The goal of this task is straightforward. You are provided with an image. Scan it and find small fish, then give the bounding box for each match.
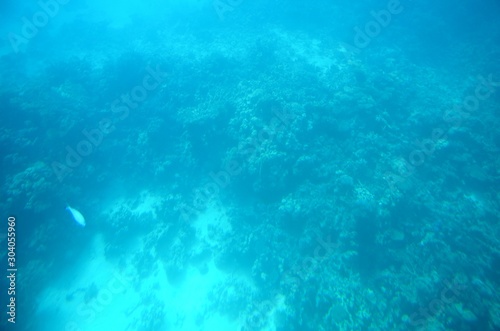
[66,205,86,227]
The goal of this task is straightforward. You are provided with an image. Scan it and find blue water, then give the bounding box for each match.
[1,0,499,330]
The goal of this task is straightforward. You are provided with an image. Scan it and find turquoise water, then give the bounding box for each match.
[1,0,499,330]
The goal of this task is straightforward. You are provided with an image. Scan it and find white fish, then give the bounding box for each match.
[66,205,86,227]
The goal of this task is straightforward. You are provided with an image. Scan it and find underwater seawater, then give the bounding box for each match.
[1,0,499,330]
